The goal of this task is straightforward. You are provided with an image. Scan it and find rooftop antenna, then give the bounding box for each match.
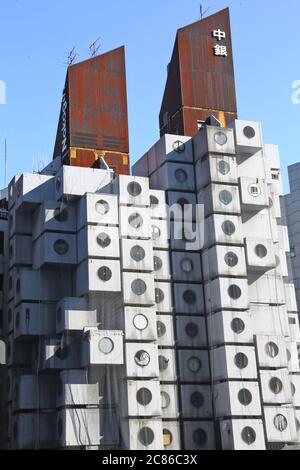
[200,4,210,19]
[89,37,101,58]
[66,47,78,66]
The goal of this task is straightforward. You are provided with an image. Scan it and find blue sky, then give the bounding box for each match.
[0,0,299,191]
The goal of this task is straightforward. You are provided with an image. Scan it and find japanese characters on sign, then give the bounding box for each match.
[212,29,228,57]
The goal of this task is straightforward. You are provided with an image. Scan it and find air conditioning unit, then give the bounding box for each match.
[55,166,112,201]
[286,341,300,373]
[149,190,168,220]
[122,272,155,306]
[78,225,120,263]
[121,239,154,272]
[245,238,276,272]
[14,303,56,339]
[248,273,285,305]
[76,259,121,296]
[259,369,292,405]
[57,371,99,408]
[56,298,97,333]
[161,421,181,451]
[124,307,157,342]
[15,173,54,210]
[153,250,171,281]
[127,419,163,451]
[239,177,269,210]
[8,235,32,268]
[214,381,262,418]
[119,206,151,240]
[232,120,263,157]
[126,380,161,418]
[33,232,77,269]
[193,126,236,161]
[13,375,56,411]
[178,350,210,383]
[56,408,101,448]
[150,219,169,249]
[81,329,124,367]
[205,278,249,312]
[160,384,179,419]
[180,385,213,419]
[255,335,288,369]
[171,252,202,283]
[202,245,247,281]
[149,162,195,193]
[32,200,76,241]
[198,183,241,217]
[176,316,207,348]
[285,285,298,313]
[125,343,159,379]
[195,154,238,190]
[77,193,119,230]
[250,305,289,338]
[203,214,243,249]
[154,282,173,313]
[207,311,253,346]
[174,283,204,315]
[147,135,194,175]
[220,419,265,450]
[211,346,258,381]
[156,315,175,347]
[158,348,177,382]
[263,406,297,443]
[12,412,56,450]
[182,420,216,450]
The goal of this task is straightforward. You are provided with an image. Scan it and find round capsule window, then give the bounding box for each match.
[286,348,291,362]
[185,322,199,338]
[190,391,204,409]
[265,342,279,359]
[218,160,230,175]
[175,169,188,183]
[54,207,68,222]
[97,233,111,248]
[98,267,112,282]
[183,290,197,305]
[193,429,207,446]
[238,389,253,406]
[127,181,142,197]
[136,388,152,406]
[222,221,236,236]
[228,285,242,300]
[152,225,161,240]
[231,318,245,335]
[241,427,256,445]
[135,350,151,368]
[163,429,173,448]
[131,279,147,296]
[188,357,202,373]
[95,200,110,215]
[159,355,169,371]
[133,314,149,331]
[157,321,167,338]
[153,256,163,272]
[243,126,256,139]
[225,252,239,268]
[138,427,155,446]
[219,190,233,206]
[161,391,171,409]
[98,337,114,355]
[181,258,194,273]
[234,353,249,370]
[274,414,288,432]
[130,245,146,262]
[173,140,186,153]
[214,131,228,146]
[296,419,300,433]
[54,239,69,255]
[269,377,283,395]
[255,244,268,258]
[291,383,296,396]
[150,195,159,207]
[155,288,165,304]
[128,213,143,229]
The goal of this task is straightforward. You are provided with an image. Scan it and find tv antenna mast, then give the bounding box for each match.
[66,47,78,66]
[89,37,101,58]
[200,4,210,19]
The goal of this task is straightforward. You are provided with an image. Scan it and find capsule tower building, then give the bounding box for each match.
[1,7,300,451]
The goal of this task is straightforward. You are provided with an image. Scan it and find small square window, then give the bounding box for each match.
[289,317,297,325]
